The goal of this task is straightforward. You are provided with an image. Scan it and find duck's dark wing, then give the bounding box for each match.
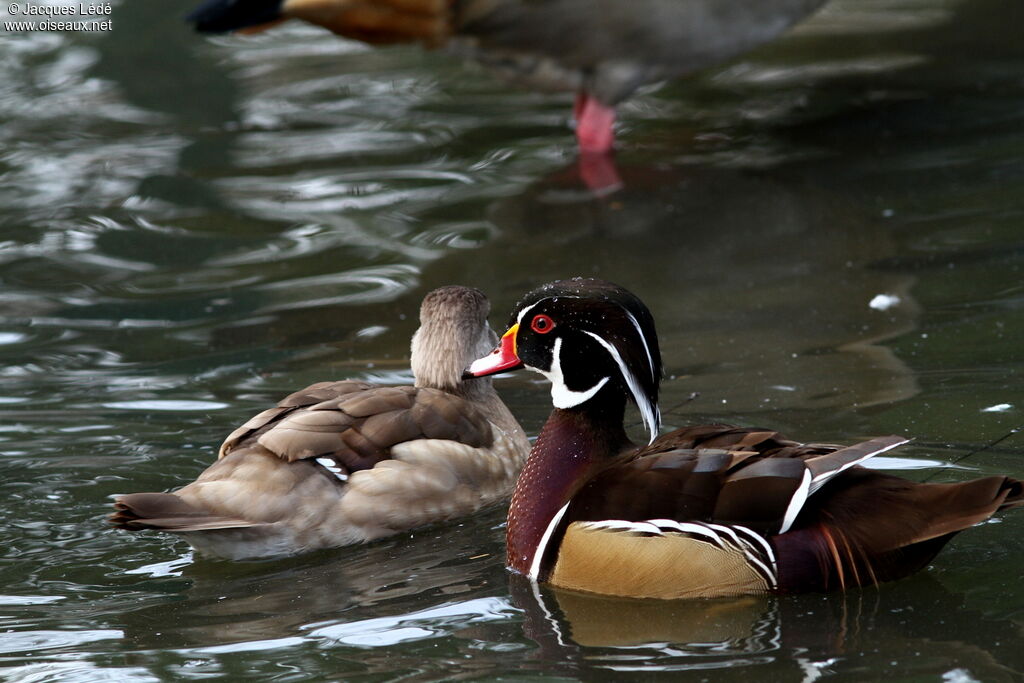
[565,424,852,530]
[545,425,1023,598]
[774,466,1024,592]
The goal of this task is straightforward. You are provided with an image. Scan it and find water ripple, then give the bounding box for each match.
[305,597,519,647]
[2,0,1024,681]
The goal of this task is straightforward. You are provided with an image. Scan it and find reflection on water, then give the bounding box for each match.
[2,0,1024,680]
[512,574,1024,680]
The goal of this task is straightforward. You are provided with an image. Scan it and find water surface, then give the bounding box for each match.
[2,0,1024,680]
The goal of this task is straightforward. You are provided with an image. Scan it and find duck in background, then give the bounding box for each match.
[467,278,1023,598]
[186,0,828,189]
[111,285,529,560]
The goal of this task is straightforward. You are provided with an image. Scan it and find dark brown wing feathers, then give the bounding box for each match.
[713,459,807,532]
[558,425,1023,594]
[568,425,833,526]
[804,435,908,484]
[775,469,1024,592]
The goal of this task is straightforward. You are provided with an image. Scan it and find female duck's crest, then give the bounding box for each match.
[471,278,662,443]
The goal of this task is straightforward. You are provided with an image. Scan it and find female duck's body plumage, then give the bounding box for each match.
[187,0,828,153]
[111,286,529,559]
[468,278,1023,598]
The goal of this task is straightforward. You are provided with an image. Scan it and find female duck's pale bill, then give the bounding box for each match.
[111,286,529,560]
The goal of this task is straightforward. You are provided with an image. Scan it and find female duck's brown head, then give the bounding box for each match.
[468,278,663,443]
[412,285,498,394]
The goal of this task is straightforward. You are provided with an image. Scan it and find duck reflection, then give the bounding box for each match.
[514,576,780,651]
[116,507,511,648]
[115,532,1024,680]
[510,573,1024,679]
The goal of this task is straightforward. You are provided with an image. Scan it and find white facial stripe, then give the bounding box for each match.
[515,294,588,326]
[515,293,661,440]
[624,309,656,383]
[515,300,543,326]
[519,295,653,382]
[582,331,660,444]
[534,337,610,408]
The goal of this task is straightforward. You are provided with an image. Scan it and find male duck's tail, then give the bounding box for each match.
[773,470,1024,593]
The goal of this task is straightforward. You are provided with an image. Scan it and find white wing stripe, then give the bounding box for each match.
[779,468,812,534]
[705,522,746,548]
[808,438,908,494]
[315,457,349,481]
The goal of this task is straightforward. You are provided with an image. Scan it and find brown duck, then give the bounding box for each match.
[187,0,828,154]
[467,278,1023,598]
[111,286,529,559]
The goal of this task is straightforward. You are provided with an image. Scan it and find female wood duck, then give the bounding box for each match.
[111,286,529,560]
[466,278,1024,598]
[187,0,827,154]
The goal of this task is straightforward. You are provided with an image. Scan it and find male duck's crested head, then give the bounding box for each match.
[412,285,497,392]
[469,278,662,442]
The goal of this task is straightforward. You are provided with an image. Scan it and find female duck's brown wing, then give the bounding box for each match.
[110,381,499,533]
[218,380,373,458]
[219,380,493,475]
[539,426,1024,599]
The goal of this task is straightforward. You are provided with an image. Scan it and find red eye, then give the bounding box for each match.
[530,314,555,334]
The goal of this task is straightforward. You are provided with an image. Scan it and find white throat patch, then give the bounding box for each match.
[532,336,610,409]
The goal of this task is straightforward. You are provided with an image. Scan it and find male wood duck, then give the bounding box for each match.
[466,278,1023,598]
[111,286,529,560]
[187,0,828,154]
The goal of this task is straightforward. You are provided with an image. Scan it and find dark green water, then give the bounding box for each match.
[2,0,1024,680]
